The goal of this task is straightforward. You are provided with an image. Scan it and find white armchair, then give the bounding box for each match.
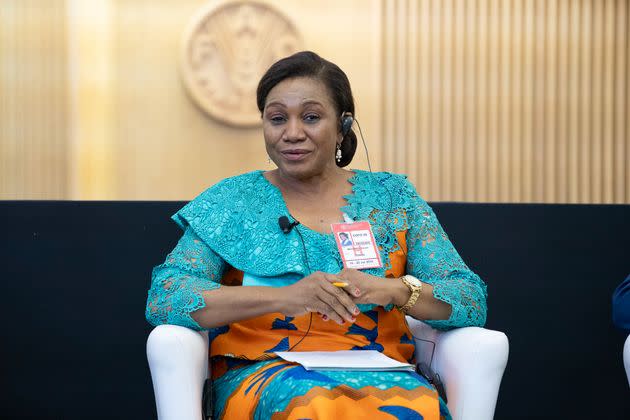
[147,320,509,420]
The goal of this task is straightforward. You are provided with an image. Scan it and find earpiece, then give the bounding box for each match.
[341,114,354,137]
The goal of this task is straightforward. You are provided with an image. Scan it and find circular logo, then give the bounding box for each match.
[180,0,302,127]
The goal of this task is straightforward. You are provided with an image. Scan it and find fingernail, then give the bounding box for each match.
[353,308,360,314]
[322,315,329,321]
[354,289,360,296]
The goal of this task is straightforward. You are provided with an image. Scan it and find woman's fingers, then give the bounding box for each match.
[295,272,361,324]
[320,280,359,323]
[335,270,362,297]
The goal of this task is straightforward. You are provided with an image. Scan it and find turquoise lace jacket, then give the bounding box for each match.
[145,170,487,332]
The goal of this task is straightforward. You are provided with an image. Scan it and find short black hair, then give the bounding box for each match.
[256,51,357,167]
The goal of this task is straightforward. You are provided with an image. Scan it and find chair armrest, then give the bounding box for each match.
[406,317,509,420]
[146,325,209,420]
[624,335,630,387]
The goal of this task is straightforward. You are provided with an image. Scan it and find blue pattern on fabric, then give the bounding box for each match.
[364,309,379,324]
[146,169,487,332]
[346,323,378,342]
[212,360,276,417]
[264,337,290,353]
[379,405,424,419]
[352,341,385,352]
[211,359,450,419]
[346,323,384,351]
[208,325,229,342]
[245,363,289,396]
[271,316,298,331]
[254,366,340,420]
[400,333,414,345]
[439,398,450,416]
[262,365,435,418]
[281,365,340,384]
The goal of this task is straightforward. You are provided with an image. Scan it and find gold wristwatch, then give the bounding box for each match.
[397,275,423,314]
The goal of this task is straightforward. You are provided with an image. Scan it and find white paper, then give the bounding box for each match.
[275,350,415,372]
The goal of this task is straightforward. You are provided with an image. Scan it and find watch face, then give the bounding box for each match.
[405,275,423,287]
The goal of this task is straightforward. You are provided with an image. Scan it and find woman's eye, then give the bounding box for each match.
[304,114,320,123]
[269,115,286,124]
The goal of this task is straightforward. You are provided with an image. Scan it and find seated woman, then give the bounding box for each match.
[145,51,487,420]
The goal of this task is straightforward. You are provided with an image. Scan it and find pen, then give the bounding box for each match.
[332,282,348,287]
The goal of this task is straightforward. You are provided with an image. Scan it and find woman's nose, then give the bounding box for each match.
[284,118,306,141]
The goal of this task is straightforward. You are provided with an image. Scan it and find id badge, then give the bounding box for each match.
[331,221,383,270]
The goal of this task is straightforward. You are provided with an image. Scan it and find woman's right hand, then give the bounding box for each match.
[277,272,360,325]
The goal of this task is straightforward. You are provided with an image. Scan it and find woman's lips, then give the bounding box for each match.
[280,150,311,161]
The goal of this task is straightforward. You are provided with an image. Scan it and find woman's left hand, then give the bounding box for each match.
[336,268,407,307]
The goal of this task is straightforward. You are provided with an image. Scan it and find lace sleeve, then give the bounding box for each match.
[405,189,488,330]
[145,226,225,330]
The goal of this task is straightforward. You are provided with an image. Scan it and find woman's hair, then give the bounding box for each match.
[256,51,357,167]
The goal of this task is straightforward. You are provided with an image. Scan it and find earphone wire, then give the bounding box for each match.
[353,117,372,173]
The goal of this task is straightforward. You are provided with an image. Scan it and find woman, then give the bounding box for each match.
[146,51,487,419]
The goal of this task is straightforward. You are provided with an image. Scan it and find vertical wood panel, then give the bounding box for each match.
[602,0,616,202]
[380,0,629,203]
[395,1,408,172]
[463,0,477,200]
[591,1,604,202]
[381,0,395,172]
[441,0,454,200]
[0,0,68,199]
[418,0,432,197]
[567,0,581,203]
[556,0,568,203]
[522,0,535,202]
[452,0,465,199]
[498,0,511,202]
[616,0,628,203]
[407,0,419,182]
[476,0,488,201]
[510,0,523,201]
[579,0,593,202]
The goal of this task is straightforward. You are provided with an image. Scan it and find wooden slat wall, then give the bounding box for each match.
[0,1,68,199]
[381,0,629,203]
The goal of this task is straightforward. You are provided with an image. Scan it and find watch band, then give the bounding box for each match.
[397,275,422,314]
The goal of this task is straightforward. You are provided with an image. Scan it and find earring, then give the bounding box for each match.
[335,143,342,163]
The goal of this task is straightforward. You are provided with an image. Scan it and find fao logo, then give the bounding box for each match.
[180,0,302,127]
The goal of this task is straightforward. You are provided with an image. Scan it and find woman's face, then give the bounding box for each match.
[262,77,340,180]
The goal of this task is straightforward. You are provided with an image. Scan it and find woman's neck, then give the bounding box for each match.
[268,167,350,199]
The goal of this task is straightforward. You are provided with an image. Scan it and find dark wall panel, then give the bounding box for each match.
[1,202,628,419]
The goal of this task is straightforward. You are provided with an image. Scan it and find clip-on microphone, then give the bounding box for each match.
[278,216,300,234]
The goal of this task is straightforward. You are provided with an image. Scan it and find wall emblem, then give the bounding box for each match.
[180,0,302,127]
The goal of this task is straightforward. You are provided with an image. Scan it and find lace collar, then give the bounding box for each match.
[173,170,411,277]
